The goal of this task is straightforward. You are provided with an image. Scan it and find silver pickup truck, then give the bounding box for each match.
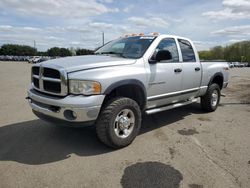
[27,34,229,148]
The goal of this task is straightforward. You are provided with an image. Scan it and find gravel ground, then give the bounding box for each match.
[0,61,249,188]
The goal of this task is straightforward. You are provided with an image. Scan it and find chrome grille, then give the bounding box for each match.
[31,65,67,96]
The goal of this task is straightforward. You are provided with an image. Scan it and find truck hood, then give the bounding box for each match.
[41,55,136,73]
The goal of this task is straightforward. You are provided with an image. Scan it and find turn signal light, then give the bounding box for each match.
[151,32,160,36]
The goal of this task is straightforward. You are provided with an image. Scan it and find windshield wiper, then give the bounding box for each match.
[96,51,126,58]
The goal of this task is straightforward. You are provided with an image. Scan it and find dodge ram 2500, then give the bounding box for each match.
[27,34,229,148]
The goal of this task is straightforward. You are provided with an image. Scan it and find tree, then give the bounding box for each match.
[210,46,224,60]
[47,47,71,57]
[37,51,48,56]
[59,48,72,57]
[199,50,213,60]
[0,44,37,56]
[47,47,61,57]
[199,40,250,63]
[76,48,94,56]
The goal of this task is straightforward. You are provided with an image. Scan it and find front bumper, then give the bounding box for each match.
[27,88,105,123]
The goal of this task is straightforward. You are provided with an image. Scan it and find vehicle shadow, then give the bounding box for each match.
[0,120,112,165]
[0,103,204,165]
[219,102,250,106]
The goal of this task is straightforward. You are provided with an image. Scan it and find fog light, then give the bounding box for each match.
[64,110,77,120]
[72,111,77,118]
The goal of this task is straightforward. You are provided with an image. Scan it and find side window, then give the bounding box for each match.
[155,38,179,62]
[178,39,196,62]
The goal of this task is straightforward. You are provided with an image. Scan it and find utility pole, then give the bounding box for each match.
[34,40,36,49]
[102,32,105,46]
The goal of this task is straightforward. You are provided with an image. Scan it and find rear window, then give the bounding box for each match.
[178,39,196,62]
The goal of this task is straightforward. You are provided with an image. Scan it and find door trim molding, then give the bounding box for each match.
[147,87,199,101]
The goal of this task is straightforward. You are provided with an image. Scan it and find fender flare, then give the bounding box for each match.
[103,79,147,104]
[104,79,147,108]
[208,72,224,87]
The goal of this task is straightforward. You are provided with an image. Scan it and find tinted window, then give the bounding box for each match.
[155,38,179,62]
[178,39,196,62]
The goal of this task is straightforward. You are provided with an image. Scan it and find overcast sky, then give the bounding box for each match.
[0,0,249,51]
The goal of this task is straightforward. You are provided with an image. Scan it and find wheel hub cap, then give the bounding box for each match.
[211,90,218,107]
[114,109,135,138]
[118,116,130,130]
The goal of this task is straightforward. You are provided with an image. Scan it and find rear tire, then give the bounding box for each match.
[96,97,141,148]
[201,83,221,112]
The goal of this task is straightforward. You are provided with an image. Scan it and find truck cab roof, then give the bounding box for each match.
[124,33,192,42]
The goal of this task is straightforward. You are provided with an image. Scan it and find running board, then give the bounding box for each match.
[145,98,198,115]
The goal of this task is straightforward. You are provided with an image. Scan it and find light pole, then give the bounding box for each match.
[34,40,36,49]
[102,32,105,46]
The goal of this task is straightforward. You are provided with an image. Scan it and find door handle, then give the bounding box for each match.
[195,67,201,71]
[174,68,182,73]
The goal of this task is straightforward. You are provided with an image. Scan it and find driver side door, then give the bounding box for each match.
[147,38,183,109]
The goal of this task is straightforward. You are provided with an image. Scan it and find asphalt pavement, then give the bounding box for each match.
[0,62,249,188]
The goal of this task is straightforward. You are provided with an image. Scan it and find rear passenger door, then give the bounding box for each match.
[177,39,202,100]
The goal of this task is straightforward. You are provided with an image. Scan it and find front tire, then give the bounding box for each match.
[96,97,141,148]
[201,83,221,112]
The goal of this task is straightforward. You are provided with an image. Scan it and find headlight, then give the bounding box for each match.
[69,80,101,95]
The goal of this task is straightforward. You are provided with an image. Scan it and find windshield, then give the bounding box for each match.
[95,36,156,59]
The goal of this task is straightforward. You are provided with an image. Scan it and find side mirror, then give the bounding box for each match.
[148,58,157,64]
[155,50,172,62]
[148,50,172,64]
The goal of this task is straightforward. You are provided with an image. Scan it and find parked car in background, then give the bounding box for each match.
[233,62,244,68]
[39,57,50,62]
[243,63,249,67]
[33,57,42,64]
[0,55,53,63]
[0,55,13,61]
[28,56,51,63]
[228,62,234,68]
[28,56,39,63]
[0,55,52,62]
